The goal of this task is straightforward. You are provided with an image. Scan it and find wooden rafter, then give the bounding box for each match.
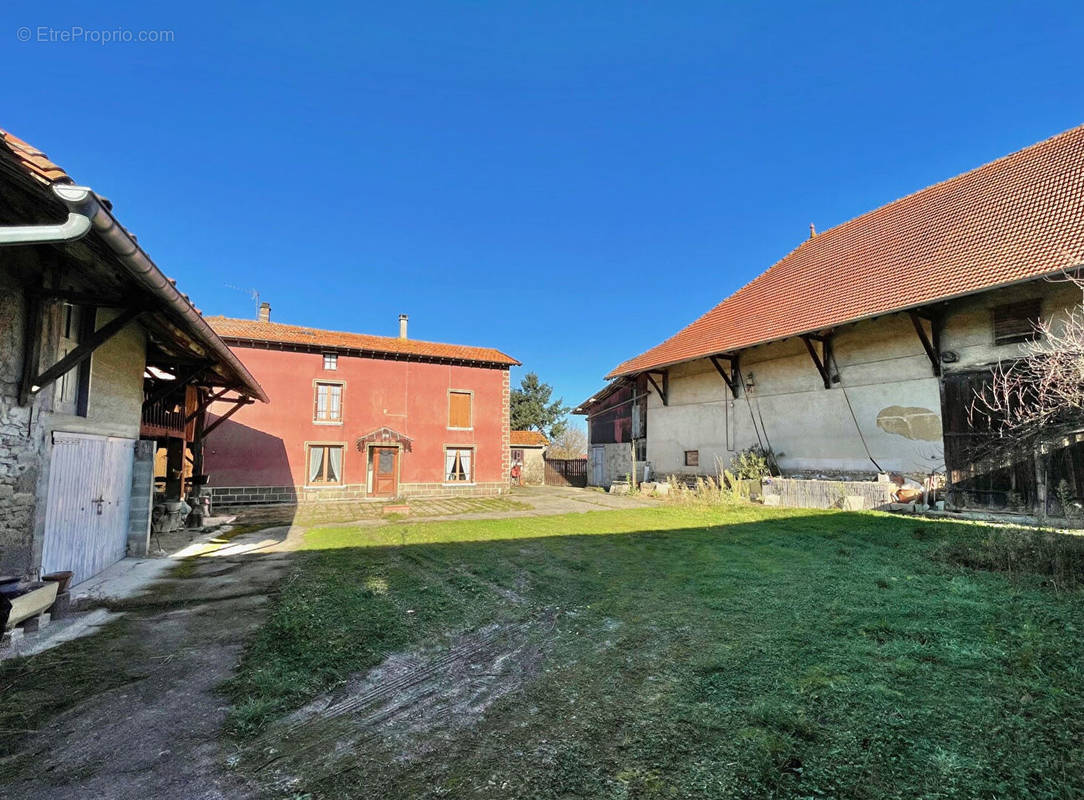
[709,354,740,398]
[909,310,942,376]
[143,364,206,409]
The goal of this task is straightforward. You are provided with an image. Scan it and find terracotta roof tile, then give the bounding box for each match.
[608,124,1084,378]
[510,430,548,446]
[208,316,520,367]
[0,129,71,185]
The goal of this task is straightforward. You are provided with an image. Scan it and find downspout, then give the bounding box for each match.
[8,184,267,403]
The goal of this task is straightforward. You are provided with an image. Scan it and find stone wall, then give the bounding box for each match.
[210,480,508,508]
[0,270,48,577]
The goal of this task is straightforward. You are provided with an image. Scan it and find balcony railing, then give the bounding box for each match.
[141,398,187,439]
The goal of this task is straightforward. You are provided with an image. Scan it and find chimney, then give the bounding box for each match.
[809,223,817,239]
[398,314,408,339]
[258,302,271,322]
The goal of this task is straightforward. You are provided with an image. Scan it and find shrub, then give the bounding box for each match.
[729,445,778,480]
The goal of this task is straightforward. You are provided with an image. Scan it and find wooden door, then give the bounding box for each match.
[372,447,398,497]
[42,432,135,586]
[590,446,604,486]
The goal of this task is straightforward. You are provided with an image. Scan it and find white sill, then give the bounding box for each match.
[447,427,473,432]
[303,484,346,489]
[442,482,476,487]
[313,420,344,426]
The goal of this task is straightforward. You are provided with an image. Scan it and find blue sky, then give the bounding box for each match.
[4,2,1084,427]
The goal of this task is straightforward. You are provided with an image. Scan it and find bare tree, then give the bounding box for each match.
[547,427,588,459]
[973,272,1084,462]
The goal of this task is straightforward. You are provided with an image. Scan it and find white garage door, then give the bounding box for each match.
[42,432,135,586]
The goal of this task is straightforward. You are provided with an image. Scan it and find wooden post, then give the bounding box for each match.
[1034,447,1048,518]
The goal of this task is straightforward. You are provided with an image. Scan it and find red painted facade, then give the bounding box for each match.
[204,345,513,501]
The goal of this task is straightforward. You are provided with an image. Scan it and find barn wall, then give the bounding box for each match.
[645,277,1079,481]
[1,267,149,578]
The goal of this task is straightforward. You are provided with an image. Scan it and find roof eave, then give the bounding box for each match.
[605,266,1083,379]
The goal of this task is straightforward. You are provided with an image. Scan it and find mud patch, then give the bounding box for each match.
[246,613,554,789]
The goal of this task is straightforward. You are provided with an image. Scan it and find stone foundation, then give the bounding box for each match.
[210,481,507,507]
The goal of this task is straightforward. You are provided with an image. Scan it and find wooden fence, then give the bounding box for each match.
[760,477,896,510]
[544,457,587,487]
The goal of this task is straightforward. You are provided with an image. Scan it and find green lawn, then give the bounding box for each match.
[226,505,1084,799]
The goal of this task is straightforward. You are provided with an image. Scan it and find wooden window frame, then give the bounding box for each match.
[447,389,473,430]
[684,450,699,467]
[443,445,476,485]
[313,380,344,425]
[305,442,346,486]
[322,352,338,370]
[53,303,93,417]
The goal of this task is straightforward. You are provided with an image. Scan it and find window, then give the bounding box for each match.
[511,448,524,464]
[323,353,338,370]
[993,299,1042,345]
[54,303,90,416]
[448,390,472,429]
[314,382,343,422]
[307,444,344,484]
[684,450,699,467]
[445,447,474,483]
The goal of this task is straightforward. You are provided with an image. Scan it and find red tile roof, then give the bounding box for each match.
[0,129,71,185]
[208,316,520,367]
[608,124,1084,378]
[510,430,548,447]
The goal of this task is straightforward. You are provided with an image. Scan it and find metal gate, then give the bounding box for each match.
[42,432,135,586]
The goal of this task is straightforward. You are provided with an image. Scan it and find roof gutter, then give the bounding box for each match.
[8,184,267,402]
[0,196,92,244]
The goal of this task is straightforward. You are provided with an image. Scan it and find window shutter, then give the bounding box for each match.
[449,391,471,428]
[993,300,1041,345]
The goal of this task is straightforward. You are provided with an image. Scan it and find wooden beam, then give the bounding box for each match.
[909,311,942,376]
[18,290,45,406]
[645,371,669,406]
[709,355,739,398]
[202,396,254,438]
[32,289,127,307]
[28,308,143,397]
[143,364,206,408]
[801,334,832,389]
[184,386,233,423]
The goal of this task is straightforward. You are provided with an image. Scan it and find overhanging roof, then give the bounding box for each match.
[0,128,267,401]
[609,124,1084,379]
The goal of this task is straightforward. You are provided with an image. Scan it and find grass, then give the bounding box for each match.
[224,505,1084,798]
